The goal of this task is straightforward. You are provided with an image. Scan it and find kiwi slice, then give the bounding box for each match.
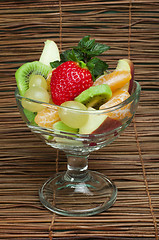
[15,61,52,96]
[75,84,112,109]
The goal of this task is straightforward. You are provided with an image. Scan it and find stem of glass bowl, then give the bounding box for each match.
[64,154,90,182]
[39,152,117,216]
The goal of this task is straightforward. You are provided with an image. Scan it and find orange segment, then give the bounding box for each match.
[100,89,131,120]
[94,70,131,92]
[35,107,60,128]
[121,82,129,91]
[46,70,54,92]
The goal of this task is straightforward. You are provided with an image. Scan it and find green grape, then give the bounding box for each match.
[29,75,47,90]
[58,101,88,128]
[22,86,50,112]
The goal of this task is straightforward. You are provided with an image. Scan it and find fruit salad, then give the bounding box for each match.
[15,36,135,137]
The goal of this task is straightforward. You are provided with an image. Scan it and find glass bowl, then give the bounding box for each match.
[15,81,141,216]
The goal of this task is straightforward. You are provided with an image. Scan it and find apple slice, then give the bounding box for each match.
[92,116,121,134]
[79,107,121,135]
[115,59,134,94]
[39,40,60,67]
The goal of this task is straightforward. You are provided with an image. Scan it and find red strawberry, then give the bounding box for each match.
[50,61,93,105]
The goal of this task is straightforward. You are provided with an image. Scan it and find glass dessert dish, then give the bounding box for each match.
[15,80,140,216]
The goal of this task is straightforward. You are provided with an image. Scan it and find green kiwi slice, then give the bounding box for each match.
[75,84,112,109]
[15,61,52,96]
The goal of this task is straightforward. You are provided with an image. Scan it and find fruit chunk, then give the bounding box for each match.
[46,70,53,92]
[15,61,52,96]
[22,86,50,112]
[23,109,37,125]
[29,75,47,90]
[79,107,107,134]
[79,107,121,135]
[53,121,81,146]
[100,89,131,120]
[116,59,134,94]
[39,40,60,67]
[53,122,81,146]
[58,101,88,129]
[92,117,121,134]
[35,107,60,128]
[94,70,131,92]
[50,61,93,105]
[75,84,112,109]
[53,121,78,134]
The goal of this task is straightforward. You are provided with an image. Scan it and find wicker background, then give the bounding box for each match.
[0,0,159,239]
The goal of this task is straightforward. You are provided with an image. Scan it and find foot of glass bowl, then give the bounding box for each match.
[39,170,117,216]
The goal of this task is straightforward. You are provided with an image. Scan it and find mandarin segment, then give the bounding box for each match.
[121,82,129,92]
[35,107,60,128]
[46,70,53,92]
[94,70,131,92]
[100,89,131,120]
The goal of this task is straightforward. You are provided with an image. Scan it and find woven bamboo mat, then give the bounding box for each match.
[0,0,159,239]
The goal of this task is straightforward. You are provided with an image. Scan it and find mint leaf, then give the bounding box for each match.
[76,36,110,58]
[86,62,96,81]
[76,37,95,52]
[86,62,95,72]
[78,35,90,49]
[60,49,84,62]
[87,43,110,58]
[50,36,110,81]
[66,50,81,62]
[60,36,110,64]
[50,49,84,68]
[50,60,62,68]
[85,39,96,50]
[87,57,108,81]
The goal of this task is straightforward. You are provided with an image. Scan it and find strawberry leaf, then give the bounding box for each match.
[78,61,87,69]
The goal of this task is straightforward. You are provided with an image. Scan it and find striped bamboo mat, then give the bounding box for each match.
[0,0,159,239]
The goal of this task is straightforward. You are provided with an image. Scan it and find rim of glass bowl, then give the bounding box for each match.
[15,81,141,115]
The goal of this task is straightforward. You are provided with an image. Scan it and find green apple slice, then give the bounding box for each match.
[39,40,60,67]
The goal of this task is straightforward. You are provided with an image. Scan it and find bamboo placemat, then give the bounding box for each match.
[0,0,159,239]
